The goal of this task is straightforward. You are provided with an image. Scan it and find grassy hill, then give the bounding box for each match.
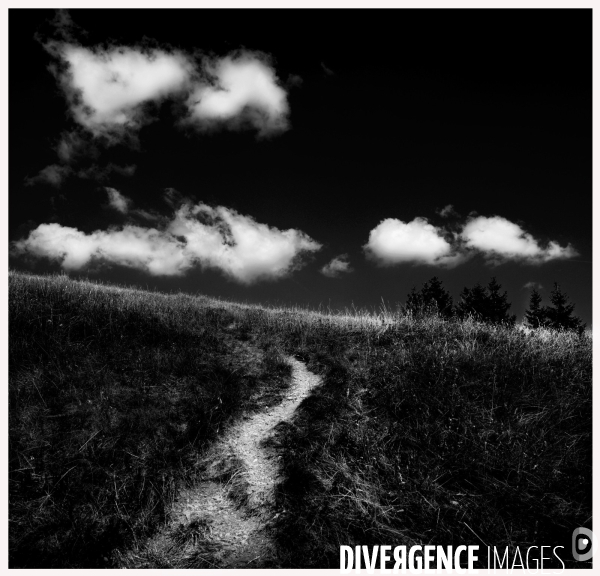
[9,271,592,568]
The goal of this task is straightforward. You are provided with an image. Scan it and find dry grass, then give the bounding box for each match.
[9,271,291,567]
[9,271,592,568]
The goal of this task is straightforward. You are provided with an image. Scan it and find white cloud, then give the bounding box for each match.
[364,214,578,268]
[186,53,289,135]
[12,223,188,275]
[438,204,458,218]
[49,42,290,139]
[105,187,131,213]
[52,43,194,137]
[12,200,321,284]
[79,163,137,180]
[321,254,353,277]
[167,202,320,283]
[364,217,464,267]
[55,131,87,162]
[24,164,72,187]
[524,281,543,290]
[460,215,578,264]
[25,162,136,187]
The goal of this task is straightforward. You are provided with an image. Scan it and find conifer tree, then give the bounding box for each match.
[405,276,453,318]
[405,287,423,315]
[545,282,585,333]
[456,278,515,324]
[486,277,516,325]
[456,282,488,320]
[524,287,547,328]
[421,276,453,318]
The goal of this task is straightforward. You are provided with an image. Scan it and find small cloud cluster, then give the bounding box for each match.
[187,53,289,136]
[80,163,137,180]
[12,192,321,284]
[461,215,577,264]
[53,45,193,137]
[321,254,353,277]
[24,164,71,188]
[47,42,290,139]
[105,187,131,213]
[524,281,543,290]
[26,41,291,187]
[55,130,89,163]
[25,161,136,187]
[365,214,577,267]
[364,217,465,267]
[438,204,459,218]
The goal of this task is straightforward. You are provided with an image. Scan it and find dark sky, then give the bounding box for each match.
[9,9,592,326]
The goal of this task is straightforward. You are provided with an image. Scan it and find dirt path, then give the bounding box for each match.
[121,357,321,568]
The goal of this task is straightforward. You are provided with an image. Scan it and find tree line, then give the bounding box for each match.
[404,276,585,333]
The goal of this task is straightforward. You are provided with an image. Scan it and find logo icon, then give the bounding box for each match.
[572,527,596,562]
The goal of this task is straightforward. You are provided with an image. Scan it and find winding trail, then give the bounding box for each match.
[122,357,321,568]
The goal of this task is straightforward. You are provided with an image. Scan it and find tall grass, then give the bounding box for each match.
[239,312,592,568]
[9,271,592,568]
[9,271,291,567]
